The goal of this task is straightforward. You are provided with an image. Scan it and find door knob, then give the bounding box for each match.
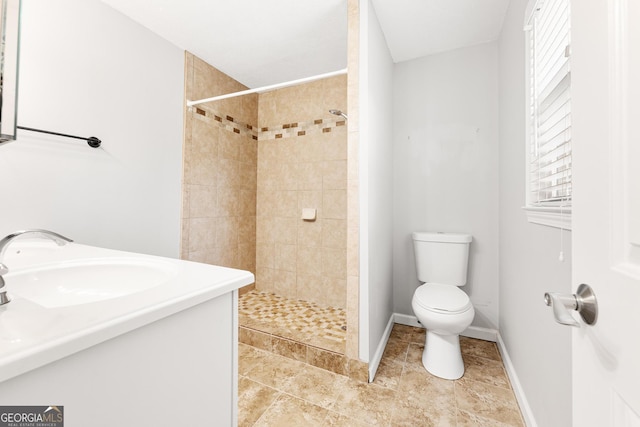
[544,284,598,326]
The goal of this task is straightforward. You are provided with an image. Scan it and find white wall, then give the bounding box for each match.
[392,43,500,329]
[0,0,184,257]
[498,1,572,426]
[360,0,395,363]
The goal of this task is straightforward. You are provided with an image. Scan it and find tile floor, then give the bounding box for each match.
[238,323,526,426]
[239,290,347,353]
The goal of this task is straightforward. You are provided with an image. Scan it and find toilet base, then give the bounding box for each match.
[422,330,464,380]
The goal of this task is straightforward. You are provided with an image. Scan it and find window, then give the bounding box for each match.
[524,0,572,229]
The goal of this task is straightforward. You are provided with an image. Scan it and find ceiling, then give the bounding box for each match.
[100,0,510,90]
[372,0,510,63]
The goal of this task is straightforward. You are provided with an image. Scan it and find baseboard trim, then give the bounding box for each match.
[393,313,498,342]
[496,334,538,427]
[461,325,498,342]
[393,313,422,328]
[368,314,395,382]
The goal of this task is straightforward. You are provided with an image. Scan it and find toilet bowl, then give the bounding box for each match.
[412,283,474,380]
[411,231,474,380]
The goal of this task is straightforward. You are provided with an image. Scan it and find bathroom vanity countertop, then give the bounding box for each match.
[0,241,254,383]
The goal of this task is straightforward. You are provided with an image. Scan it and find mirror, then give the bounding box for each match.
[0,0,20,145]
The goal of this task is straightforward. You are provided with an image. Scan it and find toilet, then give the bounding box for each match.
[411,231,474,380]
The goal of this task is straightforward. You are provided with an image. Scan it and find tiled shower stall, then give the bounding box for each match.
[181,51,366,380]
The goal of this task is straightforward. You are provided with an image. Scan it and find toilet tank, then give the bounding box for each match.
[412,232,472,286]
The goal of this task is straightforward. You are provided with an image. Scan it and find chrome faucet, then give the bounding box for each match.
[0,229,73,306]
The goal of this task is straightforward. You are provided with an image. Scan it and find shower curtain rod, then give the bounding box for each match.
[186,68,348,107]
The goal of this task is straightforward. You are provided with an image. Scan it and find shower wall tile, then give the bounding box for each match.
[188,184,218,218]
[184,52,348,315]
[256,243,275,269]
[322,248,347,279]
[346,0,360,361]
[297,246,323,276]
[189,217,217,252]
[297,220,323,248]
[323,190,347,220]
[256,75,347,309]
[274,244,297,272]
[182,52,257,280]
[323,160,348,190]
[322,219,347,250]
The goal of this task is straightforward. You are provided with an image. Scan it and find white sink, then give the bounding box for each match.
[6,258,179,308]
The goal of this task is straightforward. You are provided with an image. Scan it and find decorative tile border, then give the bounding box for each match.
[190,105,346,141]
[193,106,259,140]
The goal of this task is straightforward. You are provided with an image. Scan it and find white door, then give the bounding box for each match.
[572,0,640,426]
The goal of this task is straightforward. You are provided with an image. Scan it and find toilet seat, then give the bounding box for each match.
[413,283,472,314]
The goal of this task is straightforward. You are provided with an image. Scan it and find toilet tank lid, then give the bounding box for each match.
[412,232,472,243]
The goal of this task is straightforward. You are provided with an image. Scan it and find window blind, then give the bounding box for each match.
[528,0,572,206]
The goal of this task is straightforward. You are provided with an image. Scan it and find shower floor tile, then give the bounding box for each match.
[238,290,346,354]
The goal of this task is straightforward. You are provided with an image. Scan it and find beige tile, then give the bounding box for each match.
[322,277,347,309]
[347,226,359,277]
[393,365,457,425]
[294,273,325,304]
[218,185,242,217]
[297,246,323,275]
[307,347,347,376]
[462,354,511,389]
[245,350,306,390]
[253,394,328,427]
[298,190,323,214]
[238,343,268,376]
[239,327,272,352]
[206,244,238,268]
[331,380,396,426]
[238,160,257,190]
[188,184,217,218]
[391,390,457,427]
[322,219,347,249]
[389,323,426,344]
[298,161,324,190]
[188,217,216,252]
[456,409,524,427]
[239,218,256,244]
[274,244,297,272]
[346,358,369,383]
[255,267,275,292]
[217,157,238,189]
[381,338,410,363]
[272,336,307,363]
[323,189,347,219]
[323,412,371,427]
[281,364,348,409]
[296,133,325,162]
[238,377,279,427]
[460,337,501,361]
[322,247,347,279]
[298,219,323,248]
[215,216,239,249]
[345,275,360,360]
[323,127,348,161]
[406,342,426,367]
[256,243,275,269]
[272,270,296,300]
[454,378,525,426]
[219,129,240,160]
[373,358,404,390]
[323,160,348,190]
[273,217,297,245]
